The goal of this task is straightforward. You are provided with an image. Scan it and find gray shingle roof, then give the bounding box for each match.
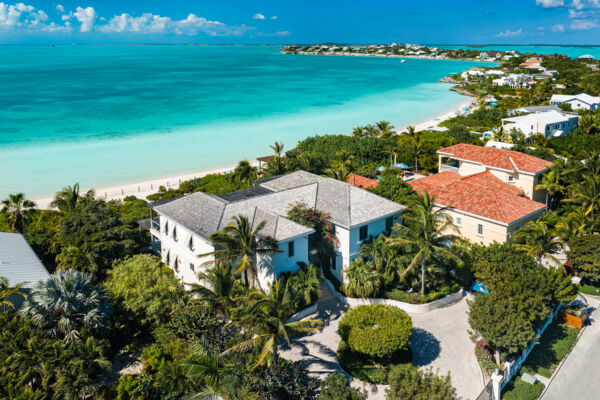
[154,171,406,241]
[0,233,50,289]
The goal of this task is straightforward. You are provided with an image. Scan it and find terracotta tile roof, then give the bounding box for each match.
[408,171,546,224]
[437,143,553,174]
[346,174,379,189]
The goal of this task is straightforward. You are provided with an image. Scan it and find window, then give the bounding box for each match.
[508,175,514,182]
[174,257,180,273]
[385,217,394,233]
[172,226,178,242]
[455,216,462,227]
[189,263,195,271]
[477,224,484,236]
[165,251,170,265]
[164,221,169,234]
[359,225,368,241]
[288,241,294,257]
[188,236,194,251]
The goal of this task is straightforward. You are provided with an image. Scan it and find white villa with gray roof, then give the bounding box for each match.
[150,171,405,289]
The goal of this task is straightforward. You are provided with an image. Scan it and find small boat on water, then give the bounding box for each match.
[401,59,405,63]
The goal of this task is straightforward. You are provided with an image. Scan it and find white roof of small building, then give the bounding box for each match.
[551,93,600,105]
[0,233,50,289]
[503,110,575,125]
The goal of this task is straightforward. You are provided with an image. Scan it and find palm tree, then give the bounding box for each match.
[199,215,281,290]
[1,192,36,233]
[183,343,245,400]
[343,258,381,298]
[232,160,258,188]
[269,141,285,157]
[555,210,588,242]
[50,183,96,213]
[512,219,564,266]
[351,126,368,138]
[0,277,27,311]
[221,290,322,369]
[55,246,98,274]
[563,175,600,218]
[530,134,554,152]
[405,126,423,172]
[493,126,509,142]
[376,120,395,138]
[19,270,112,342]
[187,263,241,318]
[365,124,379,137]
[359,235,398,284]
[386,191,459,295]
[535,166,565,209]
[581,150,600,176]
[324,162,353,182]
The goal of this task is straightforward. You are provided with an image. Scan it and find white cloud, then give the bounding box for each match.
[61,12,71,21]
[252,13,265,20]
[495,28,523,37]
[572,0,600,10]
[535,0,564,7]
[552,23,566,31]
[570,18,599,29]
[271,15,278,20]
[73,6,96,32]
[55,4,64,13]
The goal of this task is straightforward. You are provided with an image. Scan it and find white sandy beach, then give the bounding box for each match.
[32,97,473,210]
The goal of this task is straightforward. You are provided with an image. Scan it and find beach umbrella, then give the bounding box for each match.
[391,163,411,170]
[377,166,386,172]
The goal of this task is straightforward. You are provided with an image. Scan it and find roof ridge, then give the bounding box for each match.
[508,156,519,171]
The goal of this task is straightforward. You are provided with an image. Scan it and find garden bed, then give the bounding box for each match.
[521,321,580,378]
[502,376,545,400]
[384,284,460,304]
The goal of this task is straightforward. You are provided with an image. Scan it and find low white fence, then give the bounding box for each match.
[323,278,464,314]
[286,303,318,323]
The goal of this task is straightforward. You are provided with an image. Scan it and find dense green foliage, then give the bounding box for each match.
[370,171,419,205]
[385,364,457,400]
[318,373,367,400]
[502,377,545,400]
[568,235,600,286]
[338,305,412,359]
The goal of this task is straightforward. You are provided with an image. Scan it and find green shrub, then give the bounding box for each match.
[385,364,457,400]
[385,284,459,304]
[502,377,544,400]
[338,305,412,359]
[319,373,367,400]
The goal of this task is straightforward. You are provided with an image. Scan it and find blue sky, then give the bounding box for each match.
[1,0,600,44]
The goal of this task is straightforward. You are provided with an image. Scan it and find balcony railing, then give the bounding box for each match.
[151,219,160,231]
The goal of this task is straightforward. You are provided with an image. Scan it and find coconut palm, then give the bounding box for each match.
[343,258,381,298]
[324,162,353,182]
[221,290,322,369]
[50,183,96,213]
[19,270,112,342]
[55,246,98,274]
[359,235,398,284]
[386,191,459,296]
[187,263,241,318]
[581,150,600,176]
[269,141,285,157]
[351,126,368,138]
[365,124,379,137]
[376,120,395,138]
[563,175,600,218]
[535,166,565,209]
[512,219,564,266]
[182,343,245,400]
[530,134,554,152]
[493,126,509,142]
[405,126,423,172]
[0,277,27,311]
[555,210,588,242]
[1,192,36,233]
[286,264,321,309]
[231,160,258,188]
[199,215,281,290]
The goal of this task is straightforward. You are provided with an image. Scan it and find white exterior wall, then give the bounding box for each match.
[551,98,599,111]
[152,213,310,290]
[502,114,578,138]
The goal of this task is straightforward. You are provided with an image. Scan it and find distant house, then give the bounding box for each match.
[480,51,501,60]
[508,105,563,116]
[150,171,405,287]
[578,54,595,60]
[501,110,579,138]
[519,58,542,69]
[550,93,600,111]
[0,233,51,308]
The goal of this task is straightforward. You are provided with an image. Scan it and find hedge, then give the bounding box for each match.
[338,304,412,359]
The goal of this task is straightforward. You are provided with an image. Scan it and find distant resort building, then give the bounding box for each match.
[150,171,405,288]
[0,233,50,308]
[519,58,543,69]
[501,110,579,138]
[550,93,600,111]
[408,144,551,245]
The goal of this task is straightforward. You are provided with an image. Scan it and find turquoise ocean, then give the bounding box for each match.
[0,45,484,198]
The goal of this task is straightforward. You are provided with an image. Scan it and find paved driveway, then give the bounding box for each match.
[280,283,483,400]
[540,294,600,400]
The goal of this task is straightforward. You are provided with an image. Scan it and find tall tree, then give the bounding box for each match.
[512,219,564,267]
[269,141,285,157]
[1,192,36,233]
[386,191,459,295]
[376,120,395,138]
[564,174,600,219]
[187,263,242,319]
[535,164,565,209]
[221,290,322,368]
[405,126,423,172]
[200,215,281,290]
[232,160,258,188]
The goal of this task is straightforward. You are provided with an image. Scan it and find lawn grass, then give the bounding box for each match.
[337,340,412,384]
[502,377,544,400]
[579,283,600,296]
[521,321,580,378]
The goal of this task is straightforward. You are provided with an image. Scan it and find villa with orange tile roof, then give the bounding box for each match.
[407,144,551,245]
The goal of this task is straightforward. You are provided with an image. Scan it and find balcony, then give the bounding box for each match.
[440,161,459,173]
[151,219,160,231]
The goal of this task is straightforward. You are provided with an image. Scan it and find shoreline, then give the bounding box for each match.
[32,94,473,210]
[281,51,498,63]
